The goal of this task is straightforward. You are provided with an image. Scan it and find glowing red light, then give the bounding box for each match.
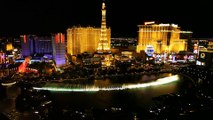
[55,34,59,43]
[24,35,27,43]
[61,34,65,43]
[18,57,30,73]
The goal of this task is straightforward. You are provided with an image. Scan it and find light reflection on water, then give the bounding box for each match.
[48,73,193,110]
[34,74,179,92]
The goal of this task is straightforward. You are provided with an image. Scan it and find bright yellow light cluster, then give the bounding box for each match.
[6,43,13,51]
[137,23,191,53]
[67,27,111,55]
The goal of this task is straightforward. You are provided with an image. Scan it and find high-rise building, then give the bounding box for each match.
[67,27,110,55]
[52,33,66,67]
[20,35,34,58]
[21,35,53,58]
[136,22,192,54]
[34,36,53,55]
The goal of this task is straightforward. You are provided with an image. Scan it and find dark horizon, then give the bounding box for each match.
[0,0,212,38]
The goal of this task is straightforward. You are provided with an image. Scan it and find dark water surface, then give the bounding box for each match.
[50,73,193,111]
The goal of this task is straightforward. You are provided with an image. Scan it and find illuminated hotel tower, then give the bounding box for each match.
[21,35,34,58]
[21,35,53,58]
[34,36,53,54]
[97,1,111,53]
[67,27,111,55]
[136,22,192,54]
[52,33,66,67]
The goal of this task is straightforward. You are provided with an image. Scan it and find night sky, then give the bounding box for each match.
[0,0,212,38]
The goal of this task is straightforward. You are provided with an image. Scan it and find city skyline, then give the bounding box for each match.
[1,0,212,38]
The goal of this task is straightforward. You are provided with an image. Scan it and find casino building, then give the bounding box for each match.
[67,27,110,55]
[197,41,213,68]
[20,35,53,58]
[136,21,192,54]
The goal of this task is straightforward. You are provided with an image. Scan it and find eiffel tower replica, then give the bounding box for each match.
[94,1,113,67]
